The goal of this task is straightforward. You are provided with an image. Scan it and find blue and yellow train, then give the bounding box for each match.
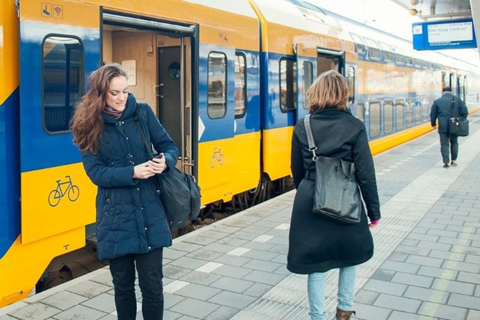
[1,0,479,308]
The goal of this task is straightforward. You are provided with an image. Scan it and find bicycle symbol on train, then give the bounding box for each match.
[48,175,80,207]
[210,148,225,168]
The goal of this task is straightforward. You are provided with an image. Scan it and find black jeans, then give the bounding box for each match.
[109,248,164,320]
[439,132,458,164]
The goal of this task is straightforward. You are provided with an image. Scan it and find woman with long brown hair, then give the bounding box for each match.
[72,63,178,320]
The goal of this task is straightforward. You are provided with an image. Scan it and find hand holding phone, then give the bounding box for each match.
[150,153,166,174]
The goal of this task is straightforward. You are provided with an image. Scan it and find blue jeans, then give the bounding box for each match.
[109,248,164,320]
[308,266,356,320]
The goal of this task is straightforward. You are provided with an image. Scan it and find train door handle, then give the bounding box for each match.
[153,84,164,97]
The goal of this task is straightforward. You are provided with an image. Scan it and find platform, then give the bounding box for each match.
[1,112,479,320]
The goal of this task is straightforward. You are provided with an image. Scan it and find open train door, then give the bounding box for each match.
[157,41,195,174]
[295,43,317,121]
[101,13,197,175]
[317,47,345,76]
[18,1,100,244]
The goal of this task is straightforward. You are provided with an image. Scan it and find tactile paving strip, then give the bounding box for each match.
[232,125,480,320]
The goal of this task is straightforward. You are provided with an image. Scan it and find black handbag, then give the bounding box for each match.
[304,115,361,224]
[448,97,469,137]
[134,110,201,229]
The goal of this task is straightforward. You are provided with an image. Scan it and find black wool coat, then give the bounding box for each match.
[287,108,381,274]
[82,94,179,260]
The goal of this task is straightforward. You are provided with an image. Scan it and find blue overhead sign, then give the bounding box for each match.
[412,19,477,50]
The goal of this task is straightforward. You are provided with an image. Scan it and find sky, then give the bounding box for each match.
[306,0,480,66]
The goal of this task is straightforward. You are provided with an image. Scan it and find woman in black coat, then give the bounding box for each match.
[72,64,178,320]
[288,70,381,320]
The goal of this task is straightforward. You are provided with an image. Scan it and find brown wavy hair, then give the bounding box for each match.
[71,63,128,154]
[307,70,349,113]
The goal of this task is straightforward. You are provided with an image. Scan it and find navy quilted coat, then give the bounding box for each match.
[82,94,179,260]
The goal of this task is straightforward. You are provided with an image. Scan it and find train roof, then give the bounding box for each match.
[252,0,480,74]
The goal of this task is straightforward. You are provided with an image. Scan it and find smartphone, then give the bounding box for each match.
[155,153,164,159]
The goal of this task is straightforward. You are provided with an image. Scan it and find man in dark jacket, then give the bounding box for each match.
[430,86,468,168]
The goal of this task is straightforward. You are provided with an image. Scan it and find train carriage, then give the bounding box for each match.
[1,0,261,307]
[1,0,479,308]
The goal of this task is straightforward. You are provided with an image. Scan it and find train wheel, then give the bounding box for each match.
[36,268,73,293]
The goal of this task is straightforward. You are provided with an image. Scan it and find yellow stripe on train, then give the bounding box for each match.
[198,131,261,204]
[263,126,294,181]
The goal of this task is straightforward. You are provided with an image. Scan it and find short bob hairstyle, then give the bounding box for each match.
[307,70,349,113]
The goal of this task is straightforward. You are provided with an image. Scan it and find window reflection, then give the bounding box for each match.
[43,36,83,133]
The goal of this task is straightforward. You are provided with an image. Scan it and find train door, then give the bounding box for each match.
[197,45,236,203]
[295,43,317,120]
[102,13,196,175]
[157,44,194,173]
[18,0,100,245]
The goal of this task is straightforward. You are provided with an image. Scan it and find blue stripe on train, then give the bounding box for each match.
[0,88,21,259]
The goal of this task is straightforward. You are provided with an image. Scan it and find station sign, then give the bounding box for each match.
[412,19,477,50]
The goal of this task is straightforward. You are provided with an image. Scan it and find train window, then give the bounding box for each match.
[356,103,365,123]
[364,38,380,60]
[414,100,422,123]
[234,53,246,118]
[457,76,464,99]
[395,53,404,65]
[168,62,181,79]
[379,42,393,62]
[369,102,381,137]
[395,100,404,130]
[405,56,413,66]
[280,58,297,112]
[207,52,227,119]
[384,101,394,133]
[42,36,83,133]
[406,99,413,126]
[350,33,366,54]
[303,61,313,109]
[383,51,393,62]
[422,100,430,122]
[347,66,355,104]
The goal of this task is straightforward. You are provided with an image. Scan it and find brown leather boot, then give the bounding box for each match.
[336,308,356,320]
